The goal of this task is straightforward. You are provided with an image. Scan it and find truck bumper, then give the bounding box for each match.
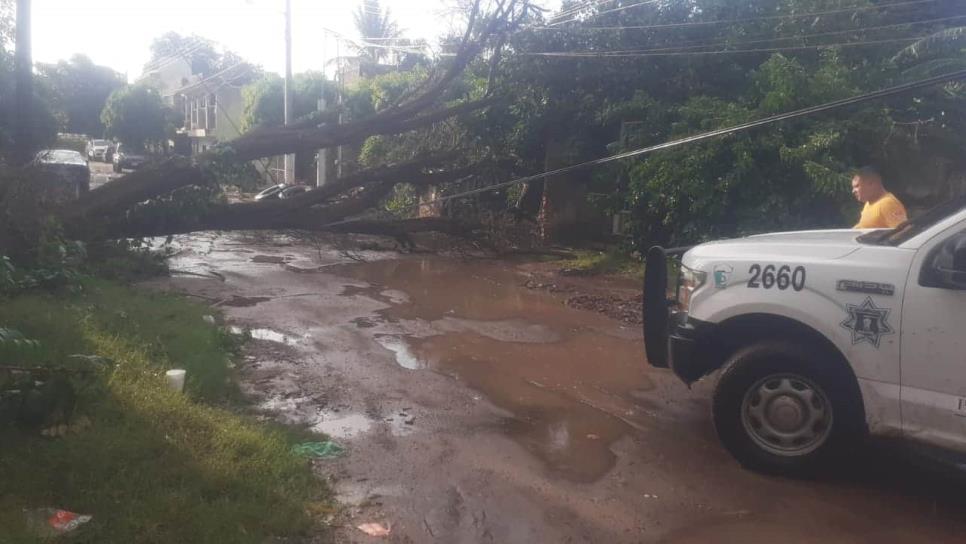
[668,312,719,384]
[643,245,718,384]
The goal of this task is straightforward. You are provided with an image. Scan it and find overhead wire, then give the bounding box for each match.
[548,0,616,22]
[525,35,931,57]
[528,14,966,56]
[324,68,966,227]
[175,53,280,185]
[548,0,662,26]
[536,0,942,31]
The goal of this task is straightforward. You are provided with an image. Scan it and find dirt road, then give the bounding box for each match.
[146,232,966,543]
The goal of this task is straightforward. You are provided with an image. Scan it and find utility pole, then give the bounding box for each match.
[316,96,327,187]
[316,31,327,188]
[283,0,294,184]
[14,0,33,165]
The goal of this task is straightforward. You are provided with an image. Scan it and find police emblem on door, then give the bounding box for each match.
[840,296,894,348]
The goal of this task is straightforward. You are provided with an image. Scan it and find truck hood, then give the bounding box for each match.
[688,229,868,261]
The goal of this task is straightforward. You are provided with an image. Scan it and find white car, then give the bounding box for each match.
[644,197,966,475]
[86,139,111,162]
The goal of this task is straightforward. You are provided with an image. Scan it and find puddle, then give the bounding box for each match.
[374,335,426,370]
[219,295,271,307]
[230,326,304,346]
[251,255,289,264]
[312,410,416,438]
[312,412,373,438]
[331,259,651,482]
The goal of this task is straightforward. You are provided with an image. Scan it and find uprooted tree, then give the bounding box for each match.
[0,0,531,259]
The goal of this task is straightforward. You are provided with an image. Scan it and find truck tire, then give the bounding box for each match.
[712,341,864,476]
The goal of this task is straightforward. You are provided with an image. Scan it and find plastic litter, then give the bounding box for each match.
[292,440,345,459]
[165,369,186,393]
[24,508,92,537]
[357,522,391,537]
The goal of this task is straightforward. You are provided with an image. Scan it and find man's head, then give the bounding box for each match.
[851,166,885,203]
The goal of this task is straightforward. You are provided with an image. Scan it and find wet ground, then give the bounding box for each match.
[145,232,966,543]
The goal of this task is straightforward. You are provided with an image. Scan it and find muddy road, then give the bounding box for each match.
[146,232,966,543]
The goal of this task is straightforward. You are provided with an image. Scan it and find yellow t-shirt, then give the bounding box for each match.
[855,192,908,229]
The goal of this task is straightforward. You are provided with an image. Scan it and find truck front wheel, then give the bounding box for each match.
[712,342,863,476]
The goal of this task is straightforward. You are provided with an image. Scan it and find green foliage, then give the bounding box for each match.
[241,72,338,132]
[559,248,644,278]
[383,183,418,217]
[0,281,328,542]
[352,0,402,63]
[456,0,966,247]
[100,85,168,148]
[146,32,220,76]
[37,55,126,137]
[0,234,86,296]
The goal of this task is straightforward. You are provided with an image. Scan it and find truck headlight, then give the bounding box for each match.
[677,265,706,309]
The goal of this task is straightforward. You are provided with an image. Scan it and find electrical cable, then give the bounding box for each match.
[175,54,279,185]
[528,15,966,56]
[547,0,661,26]
[322,68,966,227]
[537,0,941,31]
[524,35,927,57]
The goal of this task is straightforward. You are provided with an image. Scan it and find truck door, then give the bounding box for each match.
[900,227,966,451]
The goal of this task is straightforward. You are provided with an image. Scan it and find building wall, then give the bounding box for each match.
[213,87,244,142]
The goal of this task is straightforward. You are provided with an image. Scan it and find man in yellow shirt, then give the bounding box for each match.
[851,166,908,229]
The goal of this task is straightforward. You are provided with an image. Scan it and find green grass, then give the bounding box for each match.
[559,248,645,278]
[0,279,329,543]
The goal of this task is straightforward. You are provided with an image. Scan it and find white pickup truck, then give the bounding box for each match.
[643,197,966,475]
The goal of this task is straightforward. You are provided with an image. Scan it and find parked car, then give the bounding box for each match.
[254,184,286,201]
[34,149,90,199]
[85,139,111,162]
[643,196,966,476]
[112,143,150,173]
[279,185,310,199]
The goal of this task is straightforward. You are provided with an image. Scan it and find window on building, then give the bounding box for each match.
[207,94,217,131]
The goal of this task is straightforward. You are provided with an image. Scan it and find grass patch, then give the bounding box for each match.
[0,279,329,543]
[559,248,644,278]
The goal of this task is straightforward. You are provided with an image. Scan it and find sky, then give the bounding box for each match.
[32,0,561,81]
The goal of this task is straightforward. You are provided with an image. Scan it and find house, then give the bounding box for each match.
[137,57,196,107]
[174,63,255,155]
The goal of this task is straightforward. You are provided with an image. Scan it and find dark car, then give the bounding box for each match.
[279,185,310,199]
[112,143,150,173]
[254,184,286,201]
[34,149,90,199]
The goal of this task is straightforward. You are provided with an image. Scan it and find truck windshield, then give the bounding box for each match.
[858,195,966,246]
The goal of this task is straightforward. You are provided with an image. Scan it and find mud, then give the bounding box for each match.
[145,232,966,544]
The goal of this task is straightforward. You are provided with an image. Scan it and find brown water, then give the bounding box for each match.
[332,258,651,482]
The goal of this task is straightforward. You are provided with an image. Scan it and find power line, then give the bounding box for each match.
[548,0,616,22]
[175,54,279,185]
[537,0,941,31]
[548,0,661,27]
[524,35,927,58]
[534,14,966,56]
[365,68,966,219]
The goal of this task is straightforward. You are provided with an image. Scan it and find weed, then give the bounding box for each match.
[0,281,329,543]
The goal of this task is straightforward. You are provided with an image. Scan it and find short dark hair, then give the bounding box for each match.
[854,166,883,182]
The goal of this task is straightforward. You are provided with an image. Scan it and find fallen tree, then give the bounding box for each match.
[34,0,528,246]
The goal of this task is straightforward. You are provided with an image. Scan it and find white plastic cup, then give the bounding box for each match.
[165,369,186,393]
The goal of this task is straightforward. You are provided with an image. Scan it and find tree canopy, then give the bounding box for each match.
[145,32,239,77]
[353,0,403,63]
[37,54,126,136]
[100,85,169,148]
